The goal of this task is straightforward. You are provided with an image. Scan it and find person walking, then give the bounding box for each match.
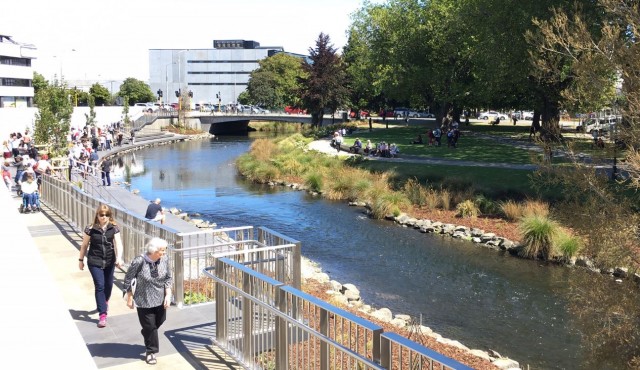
[100,159,112,186]
[123,238,173,365]
[78,204,123,328]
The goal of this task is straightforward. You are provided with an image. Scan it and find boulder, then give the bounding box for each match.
[329,280,342,292]
[469,349,492,361]
[370,308,393,322]
[389,318,407,328]
[341,283,360,296]
[614,267,629,278]
[492,358,520,370]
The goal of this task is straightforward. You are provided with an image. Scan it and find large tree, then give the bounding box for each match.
[298,33,350,126]
[118,78,155,105]
[528,1,640,366]
[33,80,73,156]
[245,53,305,109]
[89,83,112,106]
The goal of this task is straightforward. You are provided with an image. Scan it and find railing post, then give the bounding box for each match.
[380,335,390,369]
[215,258,227,344]
[173,235,184,308]
[275,287,288,370]
[242,270,253,365]
[320,307,329,370]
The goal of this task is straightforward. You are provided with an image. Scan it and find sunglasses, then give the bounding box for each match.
[99,213,110,217]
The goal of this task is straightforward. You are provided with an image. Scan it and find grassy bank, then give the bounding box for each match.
[236,131,582,261]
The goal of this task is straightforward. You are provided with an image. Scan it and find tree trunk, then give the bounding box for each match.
[541,96,561,140]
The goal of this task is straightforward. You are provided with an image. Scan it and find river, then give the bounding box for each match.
[113,135,593,370]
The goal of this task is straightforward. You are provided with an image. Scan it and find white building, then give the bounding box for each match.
[0,33,36,108]
[149,39,289,107]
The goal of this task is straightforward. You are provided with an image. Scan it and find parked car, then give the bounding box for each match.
[478,111,508,120]
[285,106,306,114]
[134,102,157,113]
[378,109,395,118]
[523,111,534,120]
[393,107,410,118]
[349,110,370,119]
[409,110,435,118]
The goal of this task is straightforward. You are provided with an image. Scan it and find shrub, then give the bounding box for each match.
[425,189,440,210]
[518,215,560,260]
[554,230,582,263]
[500,200,522,221]
[474,194,499,215]
[369,191,410,219]
[403,178,429,206]
[522,200,550,218]
[456,199,479,218]
[440,189,452,210]
[250,138,277,161]
[305,173,323,192]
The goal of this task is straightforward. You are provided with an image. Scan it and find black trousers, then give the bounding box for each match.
[136,305,166,355]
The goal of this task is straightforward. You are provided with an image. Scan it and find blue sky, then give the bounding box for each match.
[2,0,381,81]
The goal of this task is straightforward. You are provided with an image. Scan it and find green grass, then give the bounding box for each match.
[343,125,536,164]
[355,160,536,199]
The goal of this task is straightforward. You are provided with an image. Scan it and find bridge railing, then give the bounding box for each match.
[204,257,473,370]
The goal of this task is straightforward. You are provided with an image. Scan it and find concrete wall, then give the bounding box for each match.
[0,106,148,140]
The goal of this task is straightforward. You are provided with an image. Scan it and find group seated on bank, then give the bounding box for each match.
[349,138,399,158]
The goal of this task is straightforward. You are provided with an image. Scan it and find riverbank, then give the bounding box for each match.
[101,133,516,369]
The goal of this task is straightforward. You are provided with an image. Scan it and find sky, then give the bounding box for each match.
[2,0,380,82]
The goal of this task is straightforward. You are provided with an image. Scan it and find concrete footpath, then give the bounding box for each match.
[1,134,240,369]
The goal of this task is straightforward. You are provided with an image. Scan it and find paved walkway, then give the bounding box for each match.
[2,133,240,369]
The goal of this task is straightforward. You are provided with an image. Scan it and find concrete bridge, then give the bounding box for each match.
[137,111,349,135]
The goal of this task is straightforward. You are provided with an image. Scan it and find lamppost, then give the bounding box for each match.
[52,48,76,82]
[611,104,619,180]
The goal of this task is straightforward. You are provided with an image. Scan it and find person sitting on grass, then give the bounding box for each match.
[411,134,423,144]
[390,143,400,157]
[350,138,362,154]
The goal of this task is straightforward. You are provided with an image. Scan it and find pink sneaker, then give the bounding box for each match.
[98,314,107,328]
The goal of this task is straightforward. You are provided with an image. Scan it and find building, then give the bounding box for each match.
[148,39,287,107]
[0,33,37,108]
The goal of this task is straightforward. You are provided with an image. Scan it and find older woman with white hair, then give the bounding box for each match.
[123,238,173,365]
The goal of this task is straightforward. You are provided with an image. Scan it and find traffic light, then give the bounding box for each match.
[188,90,193,98]
[157,89,163,98]
[175,89,180,98]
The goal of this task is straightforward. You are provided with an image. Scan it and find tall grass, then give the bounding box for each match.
[403,178,429,206]
[554,231,582,262]
[440,189,452,210]
[370,191,411,219]
[501,199,550,221]
[456,200,479,218]
[425,189,441,210]
[518,215,560,260]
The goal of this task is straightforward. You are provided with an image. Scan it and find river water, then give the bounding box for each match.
[114,135,592,370]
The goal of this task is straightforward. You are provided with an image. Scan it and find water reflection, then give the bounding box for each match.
[120,135,593,369]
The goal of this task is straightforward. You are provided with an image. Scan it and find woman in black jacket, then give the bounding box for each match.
[78,204,123,328]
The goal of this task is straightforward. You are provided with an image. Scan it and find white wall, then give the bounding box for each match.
[0,106,145,140]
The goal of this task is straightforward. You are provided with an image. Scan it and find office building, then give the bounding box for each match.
[0,33,37,108]
[148,39,289,106]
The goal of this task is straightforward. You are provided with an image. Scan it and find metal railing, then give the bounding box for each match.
[205,257,472,370]
[38,173,301,307]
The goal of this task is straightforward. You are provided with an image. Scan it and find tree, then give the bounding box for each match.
[32,72,48,96]
[298,33,350,126]
[246,53,305,109]
[528,1,640,366]
[85,95,96,127]
[33,80,73,156]
[118,78,155,104]
[90,83,112,106]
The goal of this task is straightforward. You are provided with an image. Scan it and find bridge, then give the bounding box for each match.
[135,111,349,135]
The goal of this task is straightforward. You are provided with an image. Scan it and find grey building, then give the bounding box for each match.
[149,40,287,107]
